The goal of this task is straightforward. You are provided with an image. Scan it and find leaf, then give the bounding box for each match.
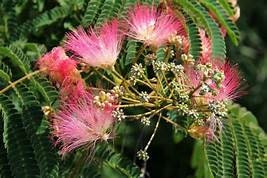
[0,104,12,178]
[200,0,240,45]
[14,84,60,178]
[174,0,226,59]
[186,18,202,59]
[204,104,267,178]
[96,0,123,26]
[82,0,104,26]
[95,144,141,178]
[124,40,138,66]
[0,46,28,74]
[0,69,10,83]
[0,95,40,178]
[217,0,235,17]
[191,141,213,178]
[16,5,70,39]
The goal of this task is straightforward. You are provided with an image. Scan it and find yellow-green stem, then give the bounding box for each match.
[132,45,146,64]
[94,70,116,86]
[119,103,155,108]
[0,70,41,94]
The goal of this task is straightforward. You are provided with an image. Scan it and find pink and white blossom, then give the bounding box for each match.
[52,92,116,155]
[127,4,185,48]
[37,47,80,85]
[212,61,242,101]
[185,60,242,102]
[65,20,122,68]
[199,28,212,62]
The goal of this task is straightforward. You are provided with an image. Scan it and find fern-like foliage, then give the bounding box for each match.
[0,95,40,178]
[199,0,240,45]
[194,104,267,178]
[14,84,60,177]
[186,17,202,59]
[95,144,141,178]
[175,0,226,59]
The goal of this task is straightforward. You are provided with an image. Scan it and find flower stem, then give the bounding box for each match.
[118,103,155,108]
[144,113,161,151]
[94,69,116,86]
[133,45,146,64]
[160,115,184,130]
[0,70,41,94]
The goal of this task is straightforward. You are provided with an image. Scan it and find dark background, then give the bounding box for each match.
[149,1,267,177]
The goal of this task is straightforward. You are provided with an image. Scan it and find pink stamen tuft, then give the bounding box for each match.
[213,61,243,101]
[185,59,243,102]
[65,20,122,68]
[52,92,116,156]
[199,28,212,62]
[127,4,185,48]
[36,47,80,85]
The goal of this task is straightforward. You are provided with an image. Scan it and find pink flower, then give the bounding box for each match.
[185,60,242,102]
[52,92,116,155]
[212,61,242,101]
[37,47,80,85]
[60,79,87,101]
[127,4,185,48]
[199,28,212,62]
[65,20,122,68]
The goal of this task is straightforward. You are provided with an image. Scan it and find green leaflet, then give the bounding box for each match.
[15,6,71,40]
[217,0,235,17]
[187,18,202,59]
[0,46,28,74]
[0,95,40,178]
[124,40,138,67]
[200,0,240,45]
[0,69,10,83]
[95,144,141,178]
[203,104,267,178]
[0,100,12,178]
[174,0,226,59]
[0,62,12,82]
[82,0,105,26]
[0,45,59,105]
[13,84,60,178]
[96,0,123,26]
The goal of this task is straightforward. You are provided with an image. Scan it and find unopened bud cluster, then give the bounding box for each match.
[168,34,183,46]
[141,117,150,126]
[152,61,184,74]
[112,108,126,122]
[129,63,145,84]
[94,91,117,109]
[137,150,149,161]
[181,54,194,64]
[111,86,124,98]
[208,101,227,119]
[140,91,150,103]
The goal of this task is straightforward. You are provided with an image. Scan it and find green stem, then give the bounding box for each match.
[132,45,146,64]
[94,69,116,86]
[0,70,41,94]
[119,103,155,108]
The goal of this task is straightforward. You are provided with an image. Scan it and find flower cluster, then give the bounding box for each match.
[52,92,115,156]
[35,2,243,156]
